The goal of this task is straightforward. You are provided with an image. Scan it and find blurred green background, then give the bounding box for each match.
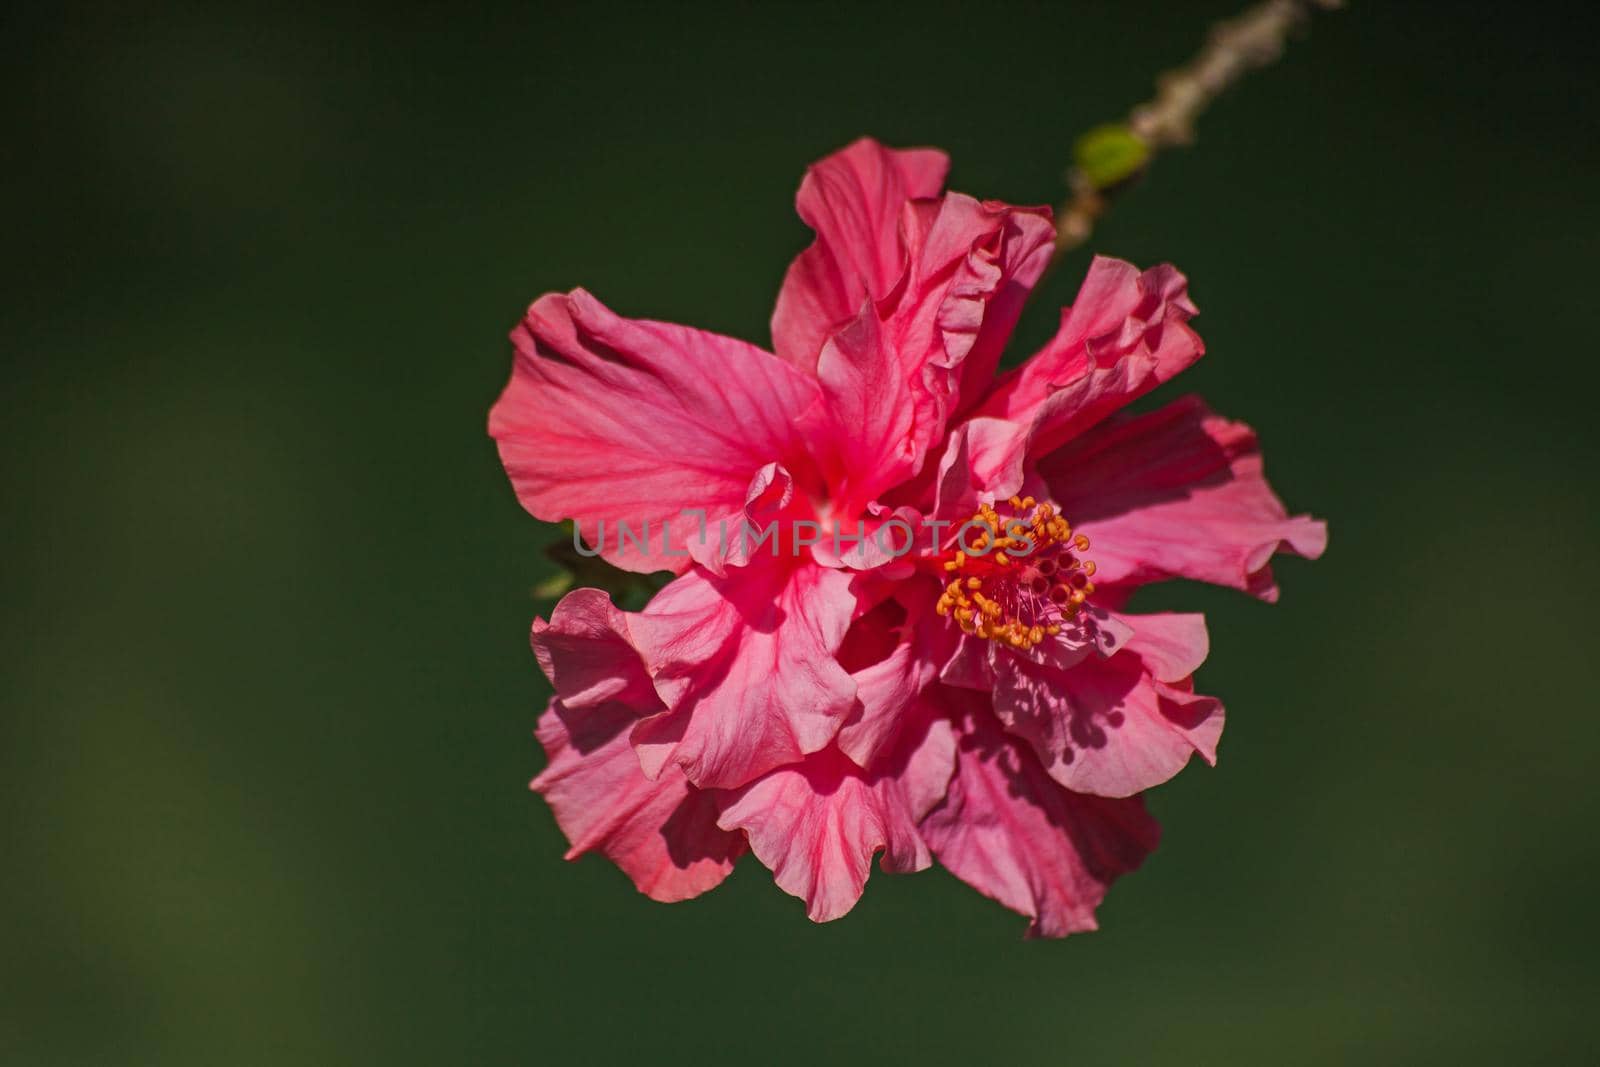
[5,1,1598,1062]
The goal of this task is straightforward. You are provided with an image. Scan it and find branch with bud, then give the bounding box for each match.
[1052,0,1342,260]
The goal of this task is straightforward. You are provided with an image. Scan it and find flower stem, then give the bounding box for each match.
[1052,0,1342,262]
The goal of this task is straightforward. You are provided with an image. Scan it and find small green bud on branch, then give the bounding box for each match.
[1053,0,1342,260]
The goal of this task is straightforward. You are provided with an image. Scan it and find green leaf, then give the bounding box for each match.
[530,571,575,600]
[533,521,671,610]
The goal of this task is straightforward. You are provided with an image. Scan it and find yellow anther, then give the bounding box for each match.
[935,494,1096,652]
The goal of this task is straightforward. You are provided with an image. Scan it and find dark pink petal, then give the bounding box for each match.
[770,138,949,372]
[973,256,1203,459]
[937,604,1129,691]
[771,143,1053,512]
[819,197,1054,513]
[630,558,858,789]
[814,304,920,513]
[1041,395,1327,600]
[717,714,956,922]
[489,289,823,574]
[938,632,997,691]
[533,700,744,903]
[921,703,1160,938]
[899,194,1056,421]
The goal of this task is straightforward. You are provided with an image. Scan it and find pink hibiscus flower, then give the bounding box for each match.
[490,138,1325,937]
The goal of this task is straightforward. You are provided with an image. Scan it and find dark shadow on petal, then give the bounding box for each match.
[1039,394,1234,523]
[552,698,636,754]
[661,788,745,869]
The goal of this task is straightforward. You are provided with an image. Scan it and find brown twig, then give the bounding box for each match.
[1052,0,1341,261]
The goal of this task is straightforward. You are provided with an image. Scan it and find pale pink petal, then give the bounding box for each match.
[927,416,1029,524]
[770,138,949,372]
[717,750,889,922]
[630,558,858,789]
[533,700,744,903]
[990,645,1223,799]
[694,461,807,575]
[921,703,1160,938]
[816,502,927,571]
[489,289,822,574]
[881,706,961,832]
[1041,395,1327,600]
[530,587,655,715]
[718,714,956,922]
[1115,610,1210,682]
[836,640,936,769]
[834,586,948,769]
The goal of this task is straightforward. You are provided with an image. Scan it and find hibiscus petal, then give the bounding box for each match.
[770,138,949,372]
[533,700,745,903]
[695,461,806,576]
[717,714,956,922]
[815,303,921,513]
[1116,610,1210,682]
[489,289,822,574]
[630,558,858,789]
[909,194,1055,419]
[921,703,1160,938]
[814,196,1055,514]
[530,587,655,724]
[990,643,1224,799]
[973,256,1204,459]
[836,642,934,769]
[936,601,1128,692]
[835,586,948,769]
[1041,394,1327,600]
[927,416,1029,524]
[938,632,997,691]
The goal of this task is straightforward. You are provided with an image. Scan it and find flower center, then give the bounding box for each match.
[934,496,1097,651]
